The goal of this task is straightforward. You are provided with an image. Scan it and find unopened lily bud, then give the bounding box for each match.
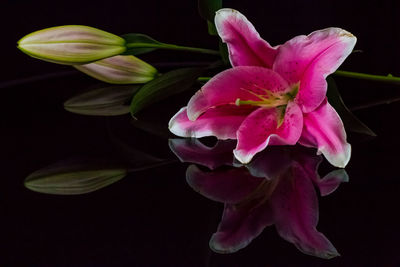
[17,25,126,65]
[74,55,158,84]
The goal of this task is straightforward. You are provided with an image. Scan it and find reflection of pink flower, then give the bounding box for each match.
[169,9,356,167]
[169,139,348,259]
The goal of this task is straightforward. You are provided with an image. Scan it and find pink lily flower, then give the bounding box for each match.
[169,9,356,167]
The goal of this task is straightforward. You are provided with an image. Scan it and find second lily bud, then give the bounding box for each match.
[75,55,158,84]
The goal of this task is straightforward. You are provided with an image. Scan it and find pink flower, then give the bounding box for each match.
[169,9,356,167]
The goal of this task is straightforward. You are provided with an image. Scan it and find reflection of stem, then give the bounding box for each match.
[126,42,220,56]
[127,159,178,172]
[334,70,400,84]
[0,70,77,89]
[350,96,400,111]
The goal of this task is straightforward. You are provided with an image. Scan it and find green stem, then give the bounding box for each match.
[197,77,211,82]
[126,42,220,56]
[333,70,400,84]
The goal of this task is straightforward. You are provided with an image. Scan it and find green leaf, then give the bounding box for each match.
[198,0,222,36]
[327,77,376,136]
[24,159,128,195]
[219,41,229,66]
[121,33,162,55]
[130,68,203,116]
[64,85,140,116]
[198,0,222,21]
[207,20,218,36]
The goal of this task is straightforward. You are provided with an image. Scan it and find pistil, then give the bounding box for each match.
[235,98,288,108]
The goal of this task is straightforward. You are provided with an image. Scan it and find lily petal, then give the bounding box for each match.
[299,99,351,168]
[245,147,293,179]
[271,165,340,259]
[215,8,278,68]
[169,105,254,140]
[210,203,274,254]
[186,164,274,253]
[186,165,263,204]
[168,139,236,170]
[317,169,349,196]
[273,28,356,112]
[187,66,289,120]
[234,101,303,164]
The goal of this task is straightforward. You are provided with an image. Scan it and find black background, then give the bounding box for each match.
[1,0,400,266]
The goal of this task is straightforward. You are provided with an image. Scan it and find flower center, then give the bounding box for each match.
[235,83,299,108]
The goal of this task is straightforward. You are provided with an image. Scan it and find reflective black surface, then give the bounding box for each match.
[1,73,400,266]
[3,1,400,266]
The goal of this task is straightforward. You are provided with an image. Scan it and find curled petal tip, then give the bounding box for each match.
[340,30,355,38]
[168,107,188,136]
[233,149,252,164]
[320,143,351,168]
[215,8,239,16]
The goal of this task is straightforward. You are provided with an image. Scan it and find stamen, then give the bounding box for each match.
[235,83,299,108]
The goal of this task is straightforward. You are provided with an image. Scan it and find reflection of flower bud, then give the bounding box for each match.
[64,85,137,116]
[24,160,127,195]
[17,25,126,65]
[74,55,158,84]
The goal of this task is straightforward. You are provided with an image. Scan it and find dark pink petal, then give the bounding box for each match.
[186,165,264,204]
[215,8,278,68]
[168,139,236,170]
[271,165,340,259]
[245,147,293,179]
[290,146,348,195]
[299,99,351,168]
[169,105,254,140]
[271,101,304,145]
[234,101,303,164]
[293,147,323,186]
[187,66,289,120]
[210,203,274,253]
[294,146,322,173]
[273,28,356,112]
[317,169,349,196]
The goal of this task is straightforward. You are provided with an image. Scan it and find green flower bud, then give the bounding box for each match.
[17,25,126,65]
[74,55,158,84]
